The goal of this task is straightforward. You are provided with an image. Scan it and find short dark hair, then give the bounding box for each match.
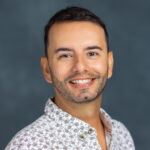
[44,6,109,57]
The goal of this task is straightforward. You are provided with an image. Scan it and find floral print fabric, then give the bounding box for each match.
[5,98,135,150]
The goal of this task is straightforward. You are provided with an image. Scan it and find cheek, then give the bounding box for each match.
[51,62,72,80]
[91,60,108,75]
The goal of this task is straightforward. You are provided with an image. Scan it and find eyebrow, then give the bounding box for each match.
[54,45,103,54]
[54,48,73,54]
[85,46,103,51]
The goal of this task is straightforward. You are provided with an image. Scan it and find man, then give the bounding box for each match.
[5,7,135,150]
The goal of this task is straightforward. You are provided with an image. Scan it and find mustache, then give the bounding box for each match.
[64,72,100,82]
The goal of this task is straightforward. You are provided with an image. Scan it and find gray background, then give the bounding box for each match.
[0,0,150,149]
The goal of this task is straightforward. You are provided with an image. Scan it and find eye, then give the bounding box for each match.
[59,54,72,59]
[88,52,99,56]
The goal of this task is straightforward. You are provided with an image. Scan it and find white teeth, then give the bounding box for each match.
[71,79,92,84]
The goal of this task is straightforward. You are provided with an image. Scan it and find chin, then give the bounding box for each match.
[71,93,99,104]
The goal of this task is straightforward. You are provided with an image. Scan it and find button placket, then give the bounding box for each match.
[88,128,94,134]
[79,133,85,139]
[79,128,96,140]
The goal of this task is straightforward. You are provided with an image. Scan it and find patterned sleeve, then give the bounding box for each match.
[112,119,136,150]
[4,124,47,150]
[5,129,32,150]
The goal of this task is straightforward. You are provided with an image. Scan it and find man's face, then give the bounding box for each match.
[45,21,113,103]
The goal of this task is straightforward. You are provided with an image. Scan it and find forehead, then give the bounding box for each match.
[48,21,106,50]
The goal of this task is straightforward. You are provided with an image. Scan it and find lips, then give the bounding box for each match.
[70,79,92,84]
[69,78,95,88]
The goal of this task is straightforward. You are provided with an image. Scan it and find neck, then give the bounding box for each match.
[54,94,102,127]
[54,94,106,150]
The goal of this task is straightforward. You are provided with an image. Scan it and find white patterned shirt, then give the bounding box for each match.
[5,98,135,150]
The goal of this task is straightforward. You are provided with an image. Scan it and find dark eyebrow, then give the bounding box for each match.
[54,48,74,54]
[85,46,103,51]
[54,46,102,54]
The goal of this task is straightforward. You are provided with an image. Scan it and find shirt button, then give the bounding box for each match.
[88,128,94,134]
[79,133,85,139]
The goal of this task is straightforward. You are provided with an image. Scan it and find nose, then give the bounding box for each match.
[72,55,88,73]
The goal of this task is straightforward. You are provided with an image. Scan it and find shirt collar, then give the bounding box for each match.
[44,97,112,134]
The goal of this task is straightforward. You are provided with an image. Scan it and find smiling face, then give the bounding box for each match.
[41,21,113,104]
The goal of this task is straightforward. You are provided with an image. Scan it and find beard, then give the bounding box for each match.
[49,69,108,104]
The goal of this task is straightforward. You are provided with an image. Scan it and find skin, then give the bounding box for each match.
[41,21,113,150]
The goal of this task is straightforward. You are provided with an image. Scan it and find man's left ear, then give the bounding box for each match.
[107,51,114,79]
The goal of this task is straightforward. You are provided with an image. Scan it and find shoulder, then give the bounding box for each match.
[5,115,51,150]
[111,119,135,150]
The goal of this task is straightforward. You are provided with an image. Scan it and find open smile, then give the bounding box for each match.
[69,78,96,88]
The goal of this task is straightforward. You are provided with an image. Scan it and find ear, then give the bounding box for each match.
[41,56,52,83]
[107,51,114,79]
